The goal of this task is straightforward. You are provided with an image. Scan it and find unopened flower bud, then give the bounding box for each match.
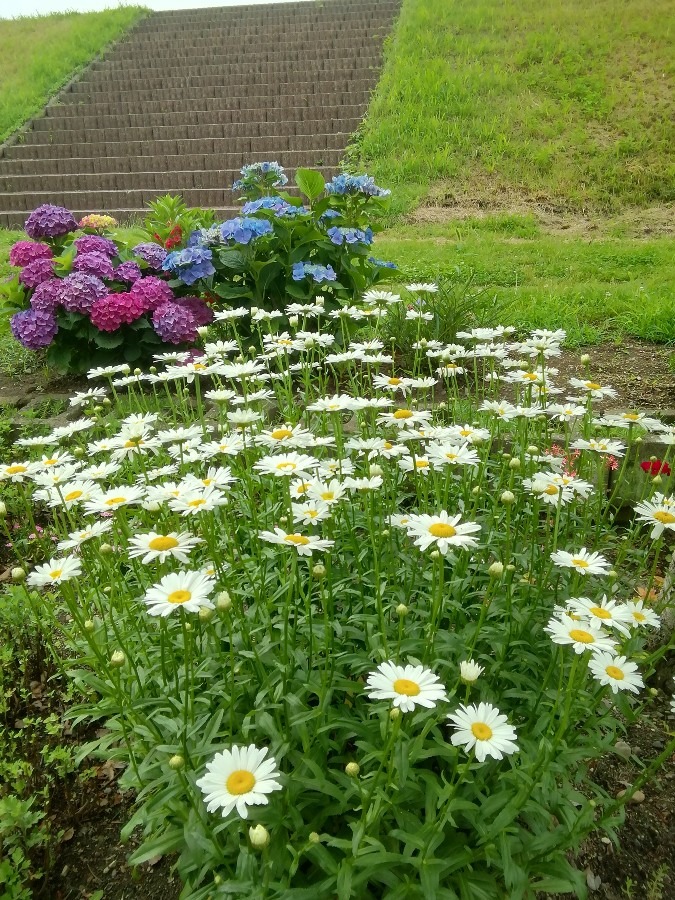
[149,366,158,375]
[396,603,408,617]
[527,445,538,454]
[430,550,440,560]
[102,397,112,406]
[312,563,326,579]
[84,619,95,632]
[143,500,161,512]
[389,707,401,720]
[508,458,520,470]
[216,590,232,611]
[315,295,325,306]
[247,346,256,355]
[308,831,321,844]
[608,570,618,579]
[134,368,142,376]
[249,824,270,849]
[471,486,481,496]
[381,528,390,536]
[169,754,185,770]
[506,563,516,572]
[653,474,663,484]
[197,326,209,338]
[198,607,214,622]
[11,567,26,582]
[288,315,299,327]
[100,543,114,555]
[460,660,484,684]
[488,561,504,577]
[184,622,193,632]
[93,405,103,414]
[236,355,244,363]
[580,354,591,365]
[369,464,383,477]
[73,447,85,458]
[0,501,6,518]
[500,490,515,504]
[110,650,126,668]
[345,762,360,777]
[250,306,259,315]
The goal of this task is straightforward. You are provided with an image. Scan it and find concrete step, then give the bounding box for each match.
[33,104,365,132]
[93,45,381,68]
[0,207,239,229]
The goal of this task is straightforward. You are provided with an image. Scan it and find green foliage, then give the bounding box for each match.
[353,0,675,216]
[0,7,147,143]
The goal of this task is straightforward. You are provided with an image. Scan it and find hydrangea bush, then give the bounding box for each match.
[2,204,214,374]
[3,287,675,898]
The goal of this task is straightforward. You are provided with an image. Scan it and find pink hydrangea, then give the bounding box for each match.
[130,276,174,312]
[90,292,146,332]
[9,241,53,268]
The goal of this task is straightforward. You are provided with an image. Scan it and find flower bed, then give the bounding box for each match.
[2,292,675,898]
[1,165,394,375]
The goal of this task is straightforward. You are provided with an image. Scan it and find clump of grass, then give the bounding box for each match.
[354,0,675,216]
[0,6,147,143]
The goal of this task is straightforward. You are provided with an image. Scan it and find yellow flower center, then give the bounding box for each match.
[305,509,319,518]
[585,382,601,390]
[388,377,402,385]
[276,461,297,470]
[544,485,559,495]
[654,511,675,524]
[284,534,310,546]
[393,410,413,420]
[277,339,293,346]
[459,429,472,437]
[44,458,59,466]
[429,523,456,538]
[605,665,624,681]
[226,770,256,795]
[471,722,493,741]
[589,607,611,619]
[193,363,206,371]
[6,465,26,474]
[569,628,594,643]
[105,496,127,506]
[320,491,335,500]
[271,428,293,440]
[445,453,458,461]
[622,413,640,421]
[415,460,429,469]
[393,678,420,696]
[167,590,191,604]
[49,569,62,580]
[633,611,646,622]
[188,499,206,508]
[571,558,589,568]
[149,536,179,552]
[383,442,393,450]
[523,372,538,381]
[124,438,144,448]
[64,490,83,502]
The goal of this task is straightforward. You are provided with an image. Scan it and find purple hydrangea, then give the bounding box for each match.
[219,216,273,245]
[114,261,142,284]
[19,258,56,289]
[73,251,115,280]
[10,308,58,349]
[174,296,214,327]
[325,174,390,198]
[161,246,215,286]
[327,226,374,247]
[152,301,198,344]
[30,279,62,314]
[130,276,174,311]
[74,235,118,258]
[9,240,53,268]
[25,204,78,240]
[58,272,107,314]
[291,262,337,283]
[132,242,168,270]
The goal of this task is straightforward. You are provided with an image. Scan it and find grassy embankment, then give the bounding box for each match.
[353,0,675,344]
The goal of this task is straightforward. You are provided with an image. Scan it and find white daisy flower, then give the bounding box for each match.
[624,600,660,629]
[0,461,38,482]
[307,479,347,505]
[259,527,334,557]
[254,452,319,478]
[426,443,479,468]
[47,479,99,509]
[406,282,438,293]
[634,498,675,539]
[544,614,617,654]
[168,486,229,516]
[128,531,204,564]
[447,703,518,762]
[84,485,146,514]
[292,500,332,525]
[588,653,644,694]
[57,521,113,552]
[568,378,617,399]
[70,387,107,407]
[571,438,625,457]
[197,744,282,819]
[459,660,484,684]
[27,556,82,588]
[365,661,447,712]
[377,409,433,429]
[398,455,432,475]
[550,548,610,575]
[567,595,635,636]
[405,511,481,554]
[143,570,215,617]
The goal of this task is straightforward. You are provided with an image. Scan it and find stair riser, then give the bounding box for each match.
[96,44,383,66]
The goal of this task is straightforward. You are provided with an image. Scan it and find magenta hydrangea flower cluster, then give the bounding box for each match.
[9,241,53,268]
[19,258,56,290]
[73,251,115,280]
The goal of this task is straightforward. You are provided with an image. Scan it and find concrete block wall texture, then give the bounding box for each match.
[0,0,400,228]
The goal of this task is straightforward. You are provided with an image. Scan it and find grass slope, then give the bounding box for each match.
[355,0,675,216]
[0,7,147,143]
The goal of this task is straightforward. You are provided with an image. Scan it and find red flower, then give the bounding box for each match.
[640,459,671,476]
[165,225,183,250]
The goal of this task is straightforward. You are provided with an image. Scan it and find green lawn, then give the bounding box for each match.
[354,0,675,217]
[0,6,147,143]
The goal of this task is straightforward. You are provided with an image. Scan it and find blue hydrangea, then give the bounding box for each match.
[161,246,215,286]
[232,161,288,192]
[327,226,374,247]
[368,256,398,269]
[325,174,391,198]
[242,197,293,215]
[187,226,222,248]
[320,209,341,221]
[219,217,274,245]
[292,262,337,283]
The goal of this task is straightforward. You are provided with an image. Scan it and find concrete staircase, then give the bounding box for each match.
[0,0,399,228]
